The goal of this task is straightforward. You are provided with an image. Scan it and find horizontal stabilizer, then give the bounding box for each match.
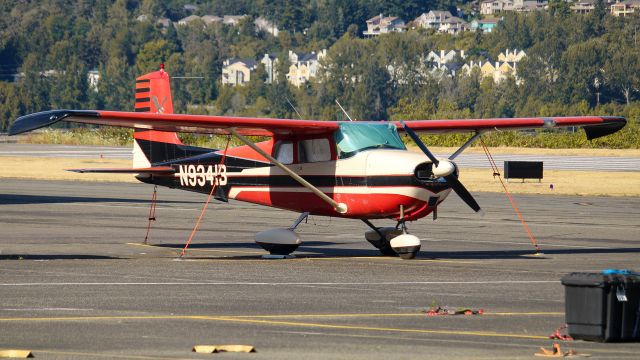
[67,166,175,174]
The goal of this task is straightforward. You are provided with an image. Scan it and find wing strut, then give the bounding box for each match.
[449,132,482,160]
[227,128,348,214]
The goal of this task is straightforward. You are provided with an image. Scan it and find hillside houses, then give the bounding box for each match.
[480,0,548,15]
[255,17,279,36]
[176,14,250,27]
[498,49,526,62]
[413,11,468,34]
[462,49,527,83]
[384,49,524,83]
[363,14,406,36]
[177,14,201,26]
[462,61,517,83]
[260,54,278,84]
[611,0,640,16]
[414,11,453,29]
[439,16,469,34]
[426,50,466,66]
[571,0,597,14]
[470,19,499,33]
[201,15,223,25]
[222,50,327,87]
[221,59,258,86]
[222,48,526,87]
[287,50,327,87]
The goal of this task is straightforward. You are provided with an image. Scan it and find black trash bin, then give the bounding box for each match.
[561,271,640,342]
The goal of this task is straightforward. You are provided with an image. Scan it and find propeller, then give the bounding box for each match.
[401,121,483,215]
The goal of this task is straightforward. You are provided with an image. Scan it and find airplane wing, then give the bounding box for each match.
[9,110,339,137]
[9,109,625,141]
[394,116,626,140]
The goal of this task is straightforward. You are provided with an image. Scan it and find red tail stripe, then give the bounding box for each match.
[134,130,182,144]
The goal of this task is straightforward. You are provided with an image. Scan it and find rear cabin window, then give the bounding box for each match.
[275,141,293,164]
[299,138,331,163]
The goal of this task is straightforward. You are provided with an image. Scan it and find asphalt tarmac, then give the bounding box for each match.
[1,179,639,359]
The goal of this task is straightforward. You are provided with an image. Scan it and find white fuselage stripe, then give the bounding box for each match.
[228,186,449,202]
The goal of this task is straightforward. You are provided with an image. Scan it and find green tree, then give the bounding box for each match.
[20,53,51,114]
[605,47,640,104]
[560,39,607,104]
[50,56,88,109]
[99,57,133,110]
[0,83,24,131]
[548,0,571,18]
[135,39,175,74]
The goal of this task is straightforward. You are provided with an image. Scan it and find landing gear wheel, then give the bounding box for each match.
[255,228,301,256]
[365,227,403,256]
[390,234,421,260]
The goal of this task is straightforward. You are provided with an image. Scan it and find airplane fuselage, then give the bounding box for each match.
[141,148,452,221]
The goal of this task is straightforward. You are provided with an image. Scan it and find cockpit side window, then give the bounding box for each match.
[299,138,331,163]
[274,141,293,164]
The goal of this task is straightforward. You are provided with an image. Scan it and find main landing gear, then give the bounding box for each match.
[363,218,421,260]
[254,209,421,260]
[362,205,421,260]
[255,212,309,258]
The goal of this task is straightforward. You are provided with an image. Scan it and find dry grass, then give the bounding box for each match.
[0,157,137,183]
[1,156,638,196]
[460,169,640,197]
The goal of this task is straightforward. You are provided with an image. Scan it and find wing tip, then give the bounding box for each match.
[584,116,627,140]
[9,110,100,135]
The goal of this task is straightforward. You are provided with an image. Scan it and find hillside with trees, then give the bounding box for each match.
[0,0,638,148]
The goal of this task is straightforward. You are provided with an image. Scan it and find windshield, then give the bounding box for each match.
[334,122,406,158]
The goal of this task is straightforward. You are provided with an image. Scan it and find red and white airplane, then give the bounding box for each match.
[9,66,626,259]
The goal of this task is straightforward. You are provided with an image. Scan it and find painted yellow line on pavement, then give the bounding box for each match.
[230,313,424,319]
[490,312,563,316]
[0,312,559,340]
[226,311,562,318]
[198,316,549,340]
[32,349,192,360]
[0,311,563,323]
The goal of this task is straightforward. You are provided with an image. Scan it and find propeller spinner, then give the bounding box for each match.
[401,121,483,215]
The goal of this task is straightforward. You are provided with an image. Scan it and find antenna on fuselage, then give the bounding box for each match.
[285,97,302,119]
[335,99,355,121]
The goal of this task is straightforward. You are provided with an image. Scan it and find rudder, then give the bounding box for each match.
[132,64,183,166]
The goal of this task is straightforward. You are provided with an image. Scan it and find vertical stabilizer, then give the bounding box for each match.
[133,65,183,166]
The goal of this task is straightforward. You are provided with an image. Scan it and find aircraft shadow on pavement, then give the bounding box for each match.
[155,242,640,260]
[156,240,342,248]
[0,194,197,205]
[156,242,394,258]
[0,254,123,260]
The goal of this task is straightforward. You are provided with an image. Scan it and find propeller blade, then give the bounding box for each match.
[400,121,439,166]
[401,121,482,215]
[444,174,483,214]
